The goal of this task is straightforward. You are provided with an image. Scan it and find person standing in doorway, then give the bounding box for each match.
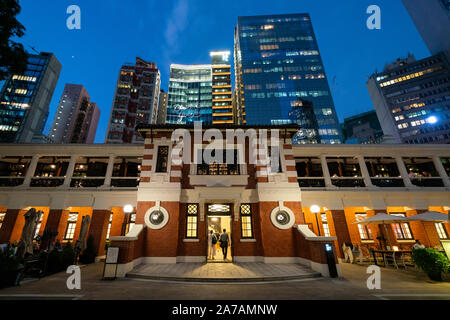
[219,229,230,260]
[208,230,217,260]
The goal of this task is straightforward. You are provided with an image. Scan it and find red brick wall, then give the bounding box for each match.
[330,210,351,258]
[137,201,180,257]
[258,201,303,257]
[89,210,111,256]
[0,209,19,244]
[44,209,70,243]
[176,203,206,256]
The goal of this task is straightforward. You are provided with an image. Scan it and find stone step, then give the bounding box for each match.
[126,271,321,283]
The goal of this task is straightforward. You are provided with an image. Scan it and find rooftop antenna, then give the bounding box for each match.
[25,43,40,55]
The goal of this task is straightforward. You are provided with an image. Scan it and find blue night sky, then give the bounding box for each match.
[17,0,430,143]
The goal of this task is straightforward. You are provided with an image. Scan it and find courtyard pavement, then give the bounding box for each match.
[0,262,449,300]
[128,262,320,281]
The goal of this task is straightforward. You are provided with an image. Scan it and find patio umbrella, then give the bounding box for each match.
[405,211,449,246]
[75,215,91,252]
[16,208,43,260]
[353,213,409,249]
[405,211,449,222]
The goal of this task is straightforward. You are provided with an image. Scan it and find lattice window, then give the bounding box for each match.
[186,204,198,238]
[0,212,5,230]
[64,213,79,240]
[240,204,253,239]
[435,223,449,239]
[321,213,331,237]
[355,213,373,240]
[391,213,413,240]
[106,213,113,240]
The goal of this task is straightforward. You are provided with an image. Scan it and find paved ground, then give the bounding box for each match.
[128,262,319,281]
[0,262,449,300]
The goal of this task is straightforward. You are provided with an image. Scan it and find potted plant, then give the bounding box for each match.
[412,248,450,281]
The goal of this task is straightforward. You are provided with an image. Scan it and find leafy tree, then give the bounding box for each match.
[0,0,28,80]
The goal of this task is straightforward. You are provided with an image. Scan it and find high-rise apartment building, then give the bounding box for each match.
[166,64,212,124]
[50,84,100,144]
[367,53,450,144]
[402,0,450,61]
[157,89,168,124]
[211,51,233,124]
[106,58,160,144]
[234,14,342,143]
[0,52,61,143]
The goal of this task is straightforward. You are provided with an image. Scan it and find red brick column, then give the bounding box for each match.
[331,210,351,258]
[45,210,70,243]
[0,209,20,244]
[406,209,434,248]
[9,209,28,243]
[89,210,111,257]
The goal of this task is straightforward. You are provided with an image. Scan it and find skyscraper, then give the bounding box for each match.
[367,53,450,144]
[50,84,100,144]
[166,64,212,124]
[402,0,450,61]
[157,89,168,124]
[106,58,160,144]
[234,14,342,143]
[0,52,61,143]
[211,51,233,124]
[341,110,384,144]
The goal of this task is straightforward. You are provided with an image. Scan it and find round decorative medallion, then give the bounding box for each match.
[144,206,169,230]
[270,206,295,230]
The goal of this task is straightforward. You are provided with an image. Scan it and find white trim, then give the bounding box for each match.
[144,206,169,230]
[233,256,264,263]
[270,205,296,230]
[141,257,177,264]
[240,239,256,242]
[110,224,144,241]
[263,257,300,264]
[176,256,206,263]
[183,238,200,242]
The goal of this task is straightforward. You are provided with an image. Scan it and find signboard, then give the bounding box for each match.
[102,247,120,280]
[441,240,450,260]
[106,247,119,264]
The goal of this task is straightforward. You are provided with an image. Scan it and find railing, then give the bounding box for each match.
[331,178,365,188]
[70,177,105,188]
[0,177,24,187]
[30,177,65,188]
[111,177,140,188]
[371,178,405,188]
[297,178,326,188]
[410,177,444,187]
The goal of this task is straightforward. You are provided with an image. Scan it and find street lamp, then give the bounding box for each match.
[123,204,134,214]
[310,205,322,236]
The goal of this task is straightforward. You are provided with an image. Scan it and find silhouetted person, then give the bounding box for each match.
[219,229,230,260]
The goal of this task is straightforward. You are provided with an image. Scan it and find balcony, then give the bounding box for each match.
[371,178,405,188]
[297,178,326,188]
[111,178,140,188]
[31,177,65,188]
[0,177,24,187]
[331,178,366,188]
[70,178,105,188]
[410,177,444,187]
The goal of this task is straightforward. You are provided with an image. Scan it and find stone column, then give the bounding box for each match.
[395,156,414,188]
[358,156,374,188]
[63,155,77,188]
[320,155,334,188]
[432,155,450,188]
[21,155,39,187]
[102,155,115,188]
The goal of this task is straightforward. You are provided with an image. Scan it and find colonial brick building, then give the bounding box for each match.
[0,125,449,278]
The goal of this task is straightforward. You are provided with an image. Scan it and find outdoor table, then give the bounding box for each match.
[372,250,412,269]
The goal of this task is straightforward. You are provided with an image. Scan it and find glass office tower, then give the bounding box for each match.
[0,52,61,143]
[211,51,233,124]
[166,64,213,124]
[234,14,342,144]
